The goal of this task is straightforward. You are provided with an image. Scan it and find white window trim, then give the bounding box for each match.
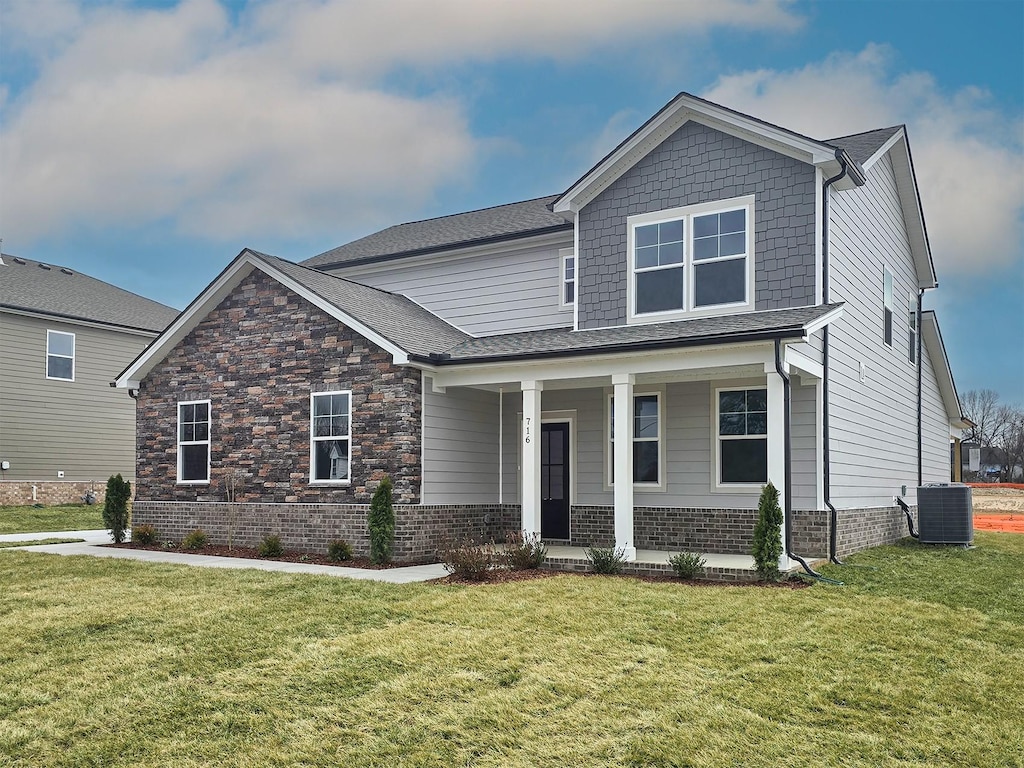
[559,248,575,309]
[605,387,666,491]
[177,399,211,485]
[883,266,894,348]
[45,330,75,382]
[712,385,768,493]
[309,390,352,485]
[627,195,755,324]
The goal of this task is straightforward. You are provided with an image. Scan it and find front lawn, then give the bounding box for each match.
[0,504,104,534]
[1,532,1022,767]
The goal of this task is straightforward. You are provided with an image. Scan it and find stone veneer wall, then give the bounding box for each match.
[132,501,521,563]
[135,270,421,505]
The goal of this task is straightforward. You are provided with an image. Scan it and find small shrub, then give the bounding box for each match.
[668,551,706,580]
[368,475,395,565]
[439,538,496,581]
[327,539,354,562]
[258,534,284,558]
[103,474,131,543]
[586,545,627,575]
[752,481,784,582]
[132,524,158,546]
[181,529,207,550]
[503,530,547,570]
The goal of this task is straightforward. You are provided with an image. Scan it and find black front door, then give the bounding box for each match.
[541,422,570,540]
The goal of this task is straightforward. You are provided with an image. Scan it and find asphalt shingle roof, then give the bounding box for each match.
[0,254,179,332]
[432,304,842,364]
[828,126,903,165]
[248,251,471,358]
[301,195,571,270]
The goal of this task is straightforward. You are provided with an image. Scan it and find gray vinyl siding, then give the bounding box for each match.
[577,121,817,329]
[422,377,499,503]
[791,379,818,509]
[827,153,927,507]
[499,379,813,509]
[0,312,152,481]
[326,241,573,336]
[921,337,953,483]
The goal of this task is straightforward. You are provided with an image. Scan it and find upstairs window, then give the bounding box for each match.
[311,391,351,483]
[46,330,75,381]
[716,387,767,486]
[908,292,919,364]
[178,400,210,483]
[629,196,753,320]
[560,249,575,307]
[883,268,894,347]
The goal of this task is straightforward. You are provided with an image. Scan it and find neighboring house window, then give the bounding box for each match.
[46,330,75,381]
[178,400,210,484]
[628,196,754,320]
[311,391,351,483]
[716,387,767,486]
[883,268,894,347]
[608,392,662,485]
[908,292,918,364]
[561,250,576,307]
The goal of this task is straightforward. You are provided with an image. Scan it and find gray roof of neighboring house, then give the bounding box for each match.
[422,303,842,364]
[302,195,571,271]
[0,254,179,332]
[828,126,903,165]
[248,251,471,358]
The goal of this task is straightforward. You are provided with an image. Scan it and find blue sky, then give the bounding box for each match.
[2,0,1022,403]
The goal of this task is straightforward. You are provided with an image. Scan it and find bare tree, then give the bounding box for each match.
[962,390,1024,481]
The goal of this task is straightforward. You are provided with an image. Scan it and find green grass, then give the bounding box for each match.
[0,504,104,534]
[0,532,1022,767]
[0,539,84,549]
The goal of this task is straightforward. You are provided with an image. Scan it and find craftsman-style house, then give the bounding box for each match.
[115,93,967,568]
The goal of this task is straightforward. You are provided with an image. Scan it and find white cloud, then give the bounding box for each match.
[701,45,1024,276]
[1,0,801,245]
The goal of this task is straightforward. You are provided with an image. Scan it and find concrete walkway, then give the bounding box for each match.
[0,529,449,584]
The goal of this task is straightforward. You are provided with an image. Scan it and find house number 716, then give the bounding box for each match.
[524,416,532,444]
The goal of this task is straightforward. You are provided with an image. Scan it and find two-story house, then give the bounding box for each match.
[0,254,179,505]
[114,93,967,571]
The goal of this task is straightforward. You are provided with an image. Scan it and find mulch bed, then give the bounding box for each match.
[103,542,411,569]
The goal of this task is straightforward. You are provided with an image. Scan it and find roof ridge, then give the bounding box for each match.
[826,124,904,143]
[387,194,561,229]
[248,249,412,301]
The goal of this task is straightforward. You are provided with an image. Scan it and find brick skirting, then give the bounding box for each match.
[132,501,520,564]
[0,480,113,507]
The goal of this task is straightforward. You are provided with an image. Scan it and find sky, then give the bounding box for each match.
[1,0,1022,404]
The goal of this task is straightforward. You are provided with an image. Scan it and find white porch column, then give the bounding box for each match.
[520,379,543,537]
[766,367,791,572]
[612,373,637,561]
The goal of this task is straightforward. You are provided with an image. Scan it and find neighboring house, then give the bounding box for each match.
[960,444,1023,482]
[0,254,179,505]
[115,92,968,568]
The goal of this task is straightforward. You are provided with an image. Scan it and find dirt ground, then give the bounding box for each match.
[970,486,1024,532]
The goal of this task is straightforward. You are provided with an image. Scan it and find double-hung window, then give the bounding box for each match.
[629,196,754,320]
[311,391,351,483]
[908,292,918,364]
[716,388,767,486]
[560,248,575,307]
[178,400,210,483]
[46,330,75,381]
[883,268,894,347]
[608,392,662,485]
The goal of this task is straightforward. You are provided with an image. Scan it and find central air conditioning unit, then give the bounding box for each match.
[916,483,973,545]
